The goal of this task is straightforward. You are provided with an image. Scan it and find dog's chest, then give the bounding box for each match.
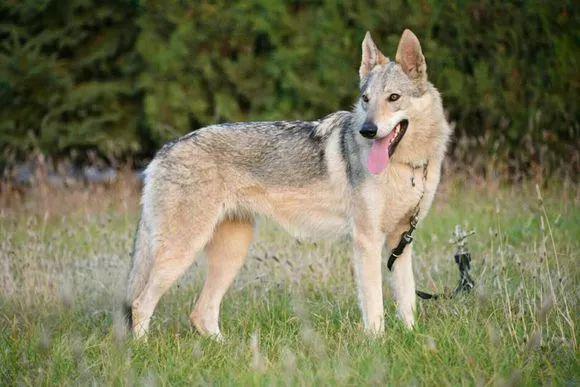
[380,164,432,234]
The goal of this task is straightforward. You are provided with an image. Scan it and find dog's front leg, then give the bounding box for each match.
[387,233,416,328]
[352,227,385,335]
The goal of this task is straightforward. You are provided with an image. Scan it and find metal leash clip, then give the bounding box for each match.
[386,213,420,271]
[450,225,475,295]
[415,224,476,300]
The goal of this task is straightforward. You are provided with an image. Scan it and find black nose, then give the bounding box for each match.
[360,121,378,139]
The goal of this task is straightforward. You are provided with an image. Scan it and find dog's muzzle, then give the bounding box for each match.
[359,121,378,139]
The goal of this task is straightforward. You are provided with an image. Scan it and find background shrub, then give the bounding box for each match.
[1,0,578,175]
[0,0,142,167]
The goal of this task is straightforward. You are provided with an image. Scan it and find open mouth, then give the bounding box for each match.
[367,119,409,175]
[386,119,408,157]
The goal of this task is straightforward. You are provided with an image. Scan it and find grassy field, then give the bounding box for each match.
[1,175,578,385]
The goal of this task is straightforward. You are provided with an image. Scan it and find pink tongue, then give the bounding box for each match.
[367,132,394,175]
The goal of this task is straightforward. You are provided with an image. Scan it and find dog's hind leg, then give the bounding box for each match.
[190,218,254,339]
[131,204,220,339]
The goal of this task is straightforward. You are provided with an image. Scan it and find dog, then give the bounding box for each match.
[125,29,451,339]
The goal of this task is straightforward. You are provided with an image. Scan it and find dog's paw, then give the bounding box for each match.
[190,311,223,340]
[398,312,415,329]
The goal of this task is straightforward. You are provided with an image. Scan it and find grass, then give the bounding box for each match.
[1,175,578,385]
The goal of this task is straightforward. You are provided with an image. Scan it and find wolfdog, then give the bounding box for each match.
[125,29,451,339]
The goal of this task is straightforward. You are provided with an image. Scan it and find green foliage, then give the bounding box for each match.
[137,1,361,144]
[0,0,142,164]
[0,0,578,172]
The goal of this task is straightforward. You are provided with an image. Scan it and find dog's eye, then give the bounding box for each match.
[388,93,400,102]
[362,94,369,103]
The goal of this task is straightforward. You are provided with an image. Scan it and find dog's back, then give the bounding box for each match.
[152,111,353,188]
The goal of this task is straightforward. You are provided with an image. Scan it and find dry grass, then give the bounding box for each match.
[1,172,578,385]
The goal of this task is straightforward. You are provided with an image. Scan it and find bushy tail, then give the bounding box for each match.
[124,217,153,329]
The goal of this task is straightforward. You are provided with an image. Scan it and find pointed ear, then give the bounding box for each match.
[359,31,389,79]
[395,29,427,89]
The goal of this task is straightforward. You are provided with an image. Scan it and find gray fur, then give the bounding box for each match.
[361,62,419,97]
[340,122,365,186]
[157,112,354,188]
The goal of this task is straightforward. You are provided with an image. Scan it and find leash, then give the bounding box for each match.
[386,162,428,272]
[386,163,475,300]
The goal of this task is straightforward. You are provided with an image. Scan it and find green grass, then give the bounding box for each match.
[1,178,578,385]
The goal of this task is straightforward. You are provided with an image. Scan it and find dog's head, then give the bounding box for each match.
[356,29,436,175]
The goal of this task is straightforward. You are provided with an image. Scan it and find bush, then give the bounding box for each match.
[1,0,578,174]
[0,0,142,167]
